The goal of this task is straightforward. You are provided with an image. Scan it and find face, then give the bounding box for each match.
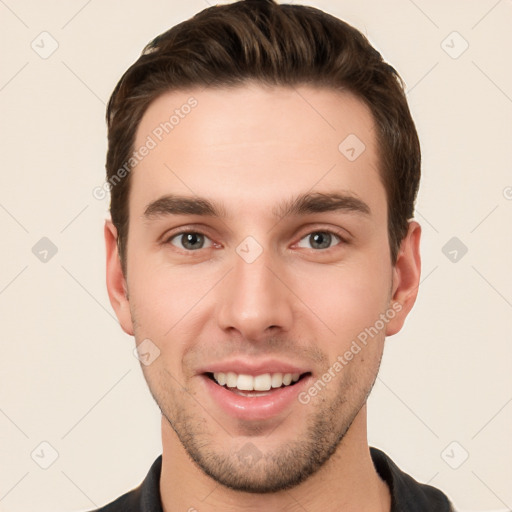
[106,84,420,493]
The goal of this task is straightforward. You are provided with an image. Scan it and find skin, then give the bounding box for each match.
[105,84,421,512]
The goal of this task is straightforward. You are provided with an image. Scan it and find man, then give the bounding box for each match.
[94,0,454,510]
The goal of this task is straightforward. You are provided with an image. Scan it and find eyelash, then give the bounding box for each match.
[163,227,348,253]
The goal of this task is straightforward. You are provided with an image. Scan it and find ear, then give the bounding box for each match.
[385,221,421,336]
[105,220,134,336]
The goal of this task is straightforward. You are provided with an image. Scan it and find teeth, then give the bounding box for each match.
[271,373,283,388]
[226,372,237,388]
[212,371,302,391]
[216,372,227,386]
[237,374,254,391]
[254,374,272,391]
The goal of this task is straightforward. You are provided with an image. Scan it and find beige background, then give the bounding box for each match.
[0,1,511,511]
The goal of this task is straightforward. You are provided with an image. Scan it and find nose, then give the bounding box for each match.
[216,246,294,341]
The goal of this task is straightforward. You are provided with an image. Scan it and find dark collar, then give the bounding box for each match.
[370,447,454,511]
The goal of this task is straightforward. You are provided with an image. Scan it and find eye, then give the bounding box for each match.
[296,231,342,250]
[168,232,213,251]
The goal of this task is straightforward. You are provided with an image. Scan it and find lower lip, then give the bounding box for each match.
[201,374,312,421]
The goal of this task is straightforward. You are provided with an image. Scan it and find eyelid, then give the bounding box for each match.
[162,224,214,241]
[298,222,353,243]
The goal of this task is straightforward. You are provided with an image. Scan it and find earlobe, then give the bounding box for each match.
[385,221,422,337]
[104,220,134,336]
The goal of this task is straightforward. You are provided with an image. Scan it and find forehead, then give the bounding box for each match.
[130,84,384,218]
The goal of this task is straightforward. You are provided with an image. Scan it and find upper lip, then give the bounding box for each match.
[197,358,311,377]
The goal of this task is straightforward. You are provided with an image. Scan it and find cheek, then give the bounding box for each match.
[291,259,391,347]
[128,264,212,330]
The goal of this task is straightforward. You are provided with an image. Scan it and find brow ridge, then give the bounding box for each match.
[143,191,371,220]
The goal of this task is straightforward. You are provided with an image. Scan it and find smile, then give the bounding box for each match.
[202,370,312,416]
[211,371,303,392]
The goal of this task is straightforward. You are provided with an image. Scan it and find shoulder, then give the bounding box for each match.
[370,447,455,511]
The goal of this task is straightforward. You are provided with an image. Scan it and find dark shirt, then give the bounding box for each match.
[88,447,454,511]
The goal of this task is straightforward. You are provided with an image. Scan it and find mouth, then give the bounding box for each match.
[204,371,312,397]
[201,366,314,421]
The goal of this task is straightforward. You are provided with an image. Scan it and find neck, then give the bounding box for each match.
[159,406,390,512]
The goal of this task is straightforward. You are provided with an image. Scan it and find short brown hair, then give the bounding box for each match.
[106,0,420,271]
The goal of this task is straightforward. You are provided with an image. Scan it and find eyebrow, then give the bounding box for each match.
[143,192,371,220]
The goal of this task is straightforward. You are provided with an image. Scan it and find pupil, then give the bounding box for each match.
[311,232,331,249]
[183,233,203,250]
